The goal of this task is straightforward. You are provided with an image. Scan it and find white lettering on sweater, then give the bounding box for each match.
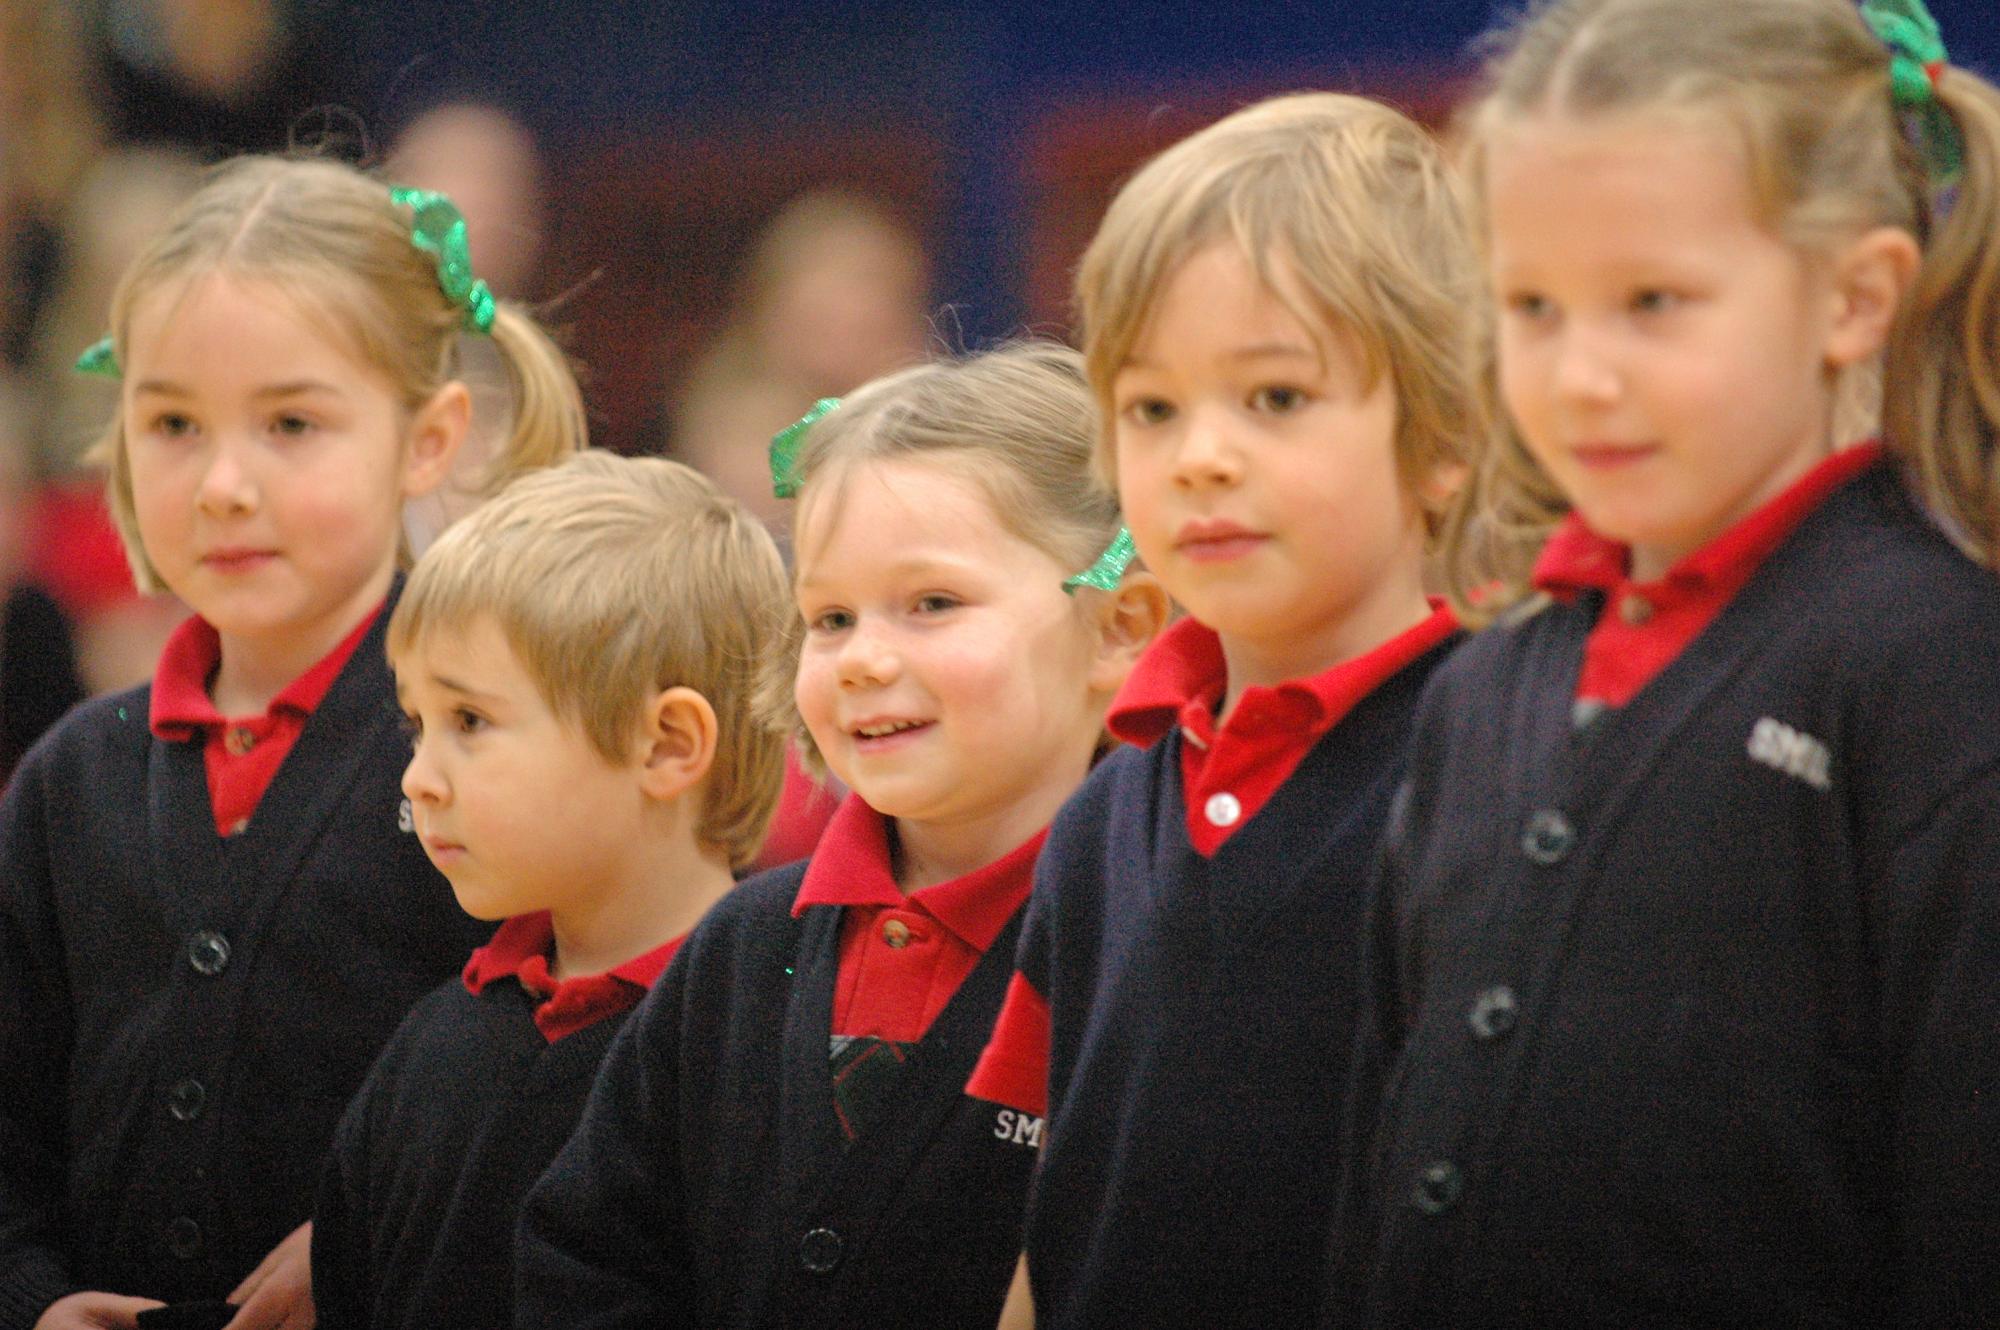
[1746,717,1831,791]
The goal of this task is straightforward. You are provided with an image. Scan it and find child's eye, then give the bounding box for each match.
[1249,385,1308,414]
[807,607,855,635]
[150,412,197,438]
[399,712,423,747]
[271,413,315,437]
[1504,292,1556,324]
[1631,288,1682,315]
[1121,397,1176,427]
[913,593,961,615]
[452,707,487,736]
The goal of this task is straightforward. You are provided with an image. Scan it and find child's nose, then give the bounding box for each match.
[835,620,900,688]
[1551,325,1623,405]
[1172,411,1244,488]
[401,738,449,807]
[194,438,259,516]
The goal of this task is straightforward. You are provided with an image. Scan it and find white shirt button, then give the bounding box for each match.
[1204,792,1242,828]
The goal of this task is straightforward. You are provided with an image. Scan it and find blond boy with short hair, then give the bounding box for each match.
[310,451,789,1330]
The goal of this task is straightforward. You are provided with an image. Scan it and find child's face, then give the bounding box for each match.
[1487,115,1844,580]
[397,616,653,921]
[792,459,1107,863]
[1111,242,1427,690]
[122,271,447,662]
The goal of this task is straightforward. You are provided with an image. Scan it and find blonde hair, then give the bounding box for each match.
[1446,0,2000,615]
[389,451,790,872]
[90,154,587,591]
[759,340,1121,768]
[1074,92,1480,527]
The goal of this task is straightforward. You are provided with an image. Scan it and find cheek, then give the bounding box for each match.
[792,652,839,738]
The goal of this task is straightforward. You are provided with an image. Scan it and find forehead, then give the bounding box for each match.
[123,267,380,386]
[792,455,1044,583]
[1484,113,1762,263]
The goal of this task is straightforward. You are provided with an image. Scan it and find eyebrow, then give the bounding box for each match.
[129,378,348,399]
[427,671,504,704]
[1119,341,1323,373]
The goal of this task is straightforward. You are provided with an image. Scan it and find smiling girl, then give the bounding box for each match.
[517,342,1165,1329]
[0,156,583,1330]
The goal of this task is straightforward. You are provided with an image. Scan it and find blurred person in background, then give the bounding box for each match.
[668,191,933,872]
[668,189,931,542]
[0,376,83,787]
[86,0,362,157]
[23,147,201,696]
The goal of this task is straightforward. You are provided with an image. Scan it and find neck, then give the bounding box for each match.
[891,759,1085,894]
[1218,577,1432,723]
[548,831,734,981]
[208,565,394,716]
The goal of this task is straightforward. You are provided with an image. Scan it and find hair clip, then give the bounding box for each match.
[74,335,120,379]
[1861,0,1965,193]
[770,398,840,499]
[1063,527,1136,594]
[388,186,497,335]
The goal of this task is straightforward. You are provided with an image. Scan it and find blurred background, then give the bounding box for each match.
[1,0,1996,733]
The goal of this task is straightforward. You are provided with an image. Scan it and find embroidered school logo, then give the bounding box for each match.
[1746,717,1831,791]
[994,1109,1044,1149]
[397,798,414,833]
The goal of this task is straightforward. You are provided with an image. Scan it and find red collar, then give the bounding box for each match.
[1108,603,1460,751]
[462,910,685,1043]
[789,794,1041,953]
[149,606,381,740]
[1533,442,1886,600]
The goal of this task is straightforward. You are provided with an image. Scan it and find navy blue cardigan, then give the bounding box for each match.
[1330,463,2000,1328]
[0,600,490,1325]
[313,976,629,1330]
[1019,639,1454,1330]
[515,861,1035,1329]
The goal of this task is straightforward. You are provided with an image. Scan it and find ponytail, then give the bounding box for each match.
[479,301,588,497]
[1883,68,2000,564]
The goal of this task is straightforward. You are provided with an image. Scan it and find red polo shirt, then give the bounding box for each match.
[792,794,1040,1043]
[967,601,1460,1115]
[1534,442,1884,708]
[462,911,685,1043]
[149,607,380,837]
[1109,603,1459,857]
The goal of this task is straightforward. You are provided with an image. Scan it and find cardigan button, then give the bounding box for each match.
[1520,810,1575,866]
[1468,986,1518,1041]
[882,919,911,949]
[187,930,231,976]
[1203,792,1242,828]
[166,1216,204,1260]
[1412,1160,1464,1216]
[1619,594,1655,626]
[798,1226,845,1274]
[167,1078,207,1122]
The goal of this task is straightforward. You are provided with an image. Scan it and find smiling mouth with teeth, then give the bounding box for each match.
[853,720,930,738]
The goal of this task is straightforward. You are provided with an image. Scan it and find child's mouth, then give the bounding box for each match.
[850,719,935,751]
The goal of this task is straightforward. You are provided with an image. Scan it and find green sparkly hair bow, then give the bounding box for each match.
[1063,527,1136,594]
[770,397,840,498]
[389,186,496,334]
[74,335,119,379]
[1860,0,1965,194]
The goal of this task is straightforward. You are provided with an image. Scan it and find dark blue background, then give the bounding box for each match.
[342,0,2000,356]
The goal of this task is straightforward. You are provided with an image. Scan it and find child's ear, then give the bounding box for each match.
[1086,571,1172,696]
[1822,225,1921,371]
[637,686,720,802]
[401,379,473,499]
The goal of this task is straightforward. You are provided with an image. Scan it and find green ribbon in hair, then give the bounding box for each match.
[1860,0,1965,192]
[74,336,119,378]
[1063,527,1136,594]
[389,186,497,334]
[770,397,841,499]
